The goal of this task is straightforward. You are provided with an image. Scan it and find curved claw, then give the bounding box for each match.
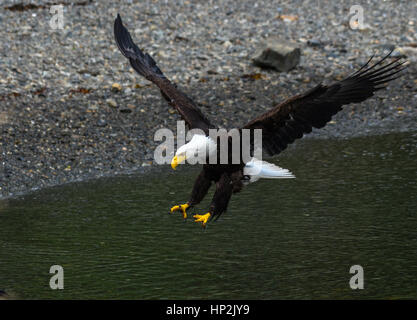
[193,213,211,227]
[170,203,190,219]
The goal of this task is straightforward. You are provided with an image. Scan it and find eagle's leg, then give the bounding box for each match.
[194,173,234,227]
[170,168,212,220]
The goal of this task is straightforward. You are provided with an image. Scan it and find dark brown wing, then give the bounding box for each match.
[114,14,213,133]
[243,51,407,156]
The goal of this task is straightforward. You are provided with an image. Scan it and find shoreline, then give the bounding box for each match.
[2,120,416,201]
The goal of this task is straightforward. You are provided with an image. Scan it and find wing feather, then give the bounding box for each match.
[114,14,212,133]
[243,51,407,156]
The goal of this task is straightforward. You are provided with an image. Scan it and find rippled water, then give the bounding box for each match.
[0,132,416,299]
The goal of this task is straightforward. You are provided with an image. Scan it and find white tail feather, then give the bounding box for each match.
[243,158,295,183]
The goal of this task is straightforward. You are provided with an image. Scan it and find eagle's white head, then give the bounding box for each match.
[171,134,217,169]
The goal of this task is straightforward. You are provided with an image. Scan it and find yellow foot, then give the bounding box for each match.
[170,203,190,219]
[193,213,211,227]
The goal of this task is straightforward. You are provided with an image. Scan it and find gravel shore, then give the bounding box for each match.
[1,0,416,198]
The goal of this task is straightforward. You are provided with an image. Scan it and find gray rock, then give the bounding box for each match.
[252,39,301,72]
[106,98,118,108]
[97,119,107,127]
[307,39,322,47]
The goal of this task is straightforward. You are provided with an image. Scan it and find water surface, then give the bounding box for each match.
[1,132,416,299]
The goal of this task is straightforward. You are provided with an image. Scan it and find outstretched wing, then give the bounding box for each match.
[243,51,407,156]
[114,14,213,133]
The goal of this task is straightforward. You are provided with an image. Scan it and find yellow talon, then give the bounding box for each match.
[170,203,190,219]
[193,213,211,226]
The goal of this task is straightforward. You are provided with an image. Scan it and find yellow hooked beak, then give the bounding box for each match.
[171,154,186,170]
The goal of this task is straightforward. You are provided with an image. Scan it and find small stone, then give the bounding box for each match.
[111,83,122,92]
[88,103,99,111]
[0,111,8,125]
[97,119,107,127]
[120,108,132,113]
[253,39,301,72]
[106,98,117,108]
[279,15,298,22]
[223,40,232,48]
[394,46,417,62]
[307,39,322,47]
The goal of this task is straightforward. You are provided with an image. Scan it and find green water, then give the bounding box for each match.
[0,132,416,299]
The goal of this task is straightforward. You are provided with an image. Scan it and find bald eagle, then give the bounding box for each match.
[114,14,406,227]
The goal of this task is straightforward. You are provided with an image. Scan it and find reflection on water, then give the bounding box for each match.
[0,132,416,299]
